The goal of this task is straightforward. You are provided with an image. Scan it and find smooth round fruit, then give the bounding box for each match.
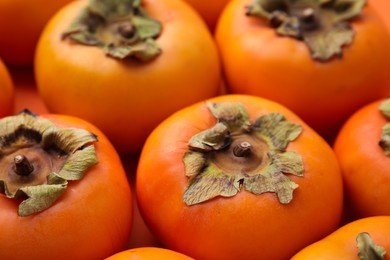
[0,0,74,65]
[215,0,390,140]
[105,247,194,260]
[292,216,390,259]
[136,94,343,259]
[333,99,390,219]
[0,112,133,259]
[35,0,221,154]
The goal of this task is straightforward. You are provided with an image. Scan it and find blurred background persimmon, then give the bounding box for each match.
[0,0,75,66]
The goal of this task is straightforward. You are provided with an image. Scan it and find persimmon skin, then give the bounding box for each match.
[35,0,221,154]
[136,94,343,260]
[182,0,231,31]
[0,0,74,66]
[105,247,194,260]
[0,114,133,260]
[215,0,390,140]
[370,0,390,32]
[333,99,390,220]
[292,216,390,259]
[0,59,14,117]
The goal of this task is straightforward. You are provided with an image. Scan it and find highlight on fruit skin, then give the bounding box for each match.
[105,247,195,260]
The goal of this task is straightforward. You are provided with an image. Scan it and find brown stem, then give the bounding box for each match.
[233,141,252,157]
[118,23,135,39]
[14,155,34,176]
[299,7,319,31]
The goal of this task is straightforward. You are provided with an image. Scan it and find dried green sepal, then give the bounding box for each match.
[379,99,390,155]
[356,232,386,260]
[183,164,241,205]
[183,102,304,205]
[253,112,302,150]
[379,99,390,118]
[18,184,68,217]
[183,151,206,177]
[188,123,231,152]
[207,102,251,133]
[62,0,162,61]
[246,0,366,61]
[0,110,99,216]
[57,145,98,180]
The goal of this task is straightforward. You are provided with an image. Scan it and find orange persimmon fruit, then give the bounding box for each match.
[215,0,390,140]
[35,0,221,154]
[292,216,390,259]
[105,247,194,260]
[334,98,390,219]
[0,111,133,259]
[0,0,74,65]
[136,94,343,259]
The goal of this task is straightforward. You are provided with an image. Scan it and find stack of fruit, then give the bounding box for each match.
[1,0,390,259]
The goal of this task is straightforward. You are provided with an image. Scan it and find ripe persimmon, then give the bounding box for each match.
[215,0,390,140]
[0,59,14,117]
[292,216,390,259]
[0,0,74,65]
[105,247,194,260]
[0,111,133,259]
[35,0,221,154]
[136,94,343,259]
[333,98,390,219]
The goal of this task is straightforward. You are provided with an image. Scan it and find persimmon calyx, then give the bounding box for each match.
[183,102,304,206]
[356,232,386,260]
[246,0,366,62]
[62,0,162,61]
[0,110,98,217]
[378,99,390,154]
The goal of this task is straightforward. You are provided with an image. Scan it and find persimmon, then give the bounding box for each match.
[0,0,74,66]
[292,216,390,259]
[136,94,343,259]
[182,0,232,31]
[0,59,14,117]
[215,0,390,140]
[0,111,133,259]
[105,247,194,260]
[333,98,390,220]
[35,0,221,154]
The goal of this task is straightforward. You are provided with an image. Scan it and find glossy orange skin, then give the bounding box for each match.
[105,247,194,260]
[35,0,221,154]
[215,0,390,140]
[136,94,343,259]
[0,0,74,66]
[333,99,390,220]
[0,59,14,117]
[182,0,231,31]
[292,216,390,259]
[0,114,133,260]
[370,0,390,32]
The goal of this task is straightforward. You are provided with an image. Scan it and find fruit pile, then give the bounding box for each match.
[1,0,390,259]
